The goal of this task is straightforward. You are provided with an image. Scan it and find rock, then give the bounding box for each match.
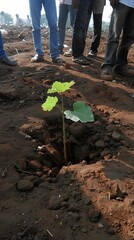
[0,87,17,99]
[68,204,79,213]
[28,160,43,170]
[89,210,101,222]
[17,179,34,191]
[109,184,128,200]
[17,159,27,171]
[81,160,87,165]
[112,130,122,141]
[98,223,104,228]
[47,195,62,210]
[106,124,117,132]
[120,140,129,147]
[95,140,105,148]
[107,228,116,235]
[100,149,110,158]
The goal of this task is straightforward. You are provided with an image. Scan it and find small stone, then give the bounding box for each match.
[47,195,62,210]
[98,223,104,228]
[81,160,87,166]
[82,228,88,233]
[95,140,105,148]
[107,228,115,235]
[89,210,101,222]
[17,179,34,191]
[28,160,43,170]
[112,130,122,141]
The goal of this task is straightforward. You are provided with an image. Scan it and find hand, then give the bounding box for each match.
[109,0,119,8]
[72,0,80,9]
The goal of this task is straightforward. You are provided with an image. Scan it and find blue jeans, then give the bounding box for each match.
[29,0,59,58]
[58,3,76,50]
[72,0,94,58]
[0,31,6,60]
[102,3,134,68]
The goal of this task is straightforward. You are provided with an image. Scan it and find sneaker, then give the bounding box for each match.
[73,55,90,65]
[64,48,72,57]
[114,65,134,76]
[0,55,17,66]
[31,54,44,63]
[51,56,63,64]
[101,65,113,81]
[87,50,97,57]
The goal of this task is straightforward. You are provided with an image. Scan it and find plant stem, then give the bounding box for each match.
[61,96,67,164]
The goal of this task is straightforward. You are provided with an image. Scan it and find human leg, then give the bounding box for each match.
[63,5,76,57]
[69,5,76,28]
[0,31,17,66]
[43,0,60,59]
[0,31,5,59]
[89,13,103,55]
[29,0,44,58]
[101,3,130,80]
[58,4,69,53]
[102,3,129,67]
[114,8,134,76]
[72,0,93,59]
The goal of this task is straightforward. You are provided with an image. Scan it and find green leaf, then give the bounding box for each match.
[64,101,94,123]
[47,81,75,94]
[42,96,58,111]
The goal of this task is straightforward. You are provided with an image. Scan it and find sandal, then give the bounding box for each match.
[73,55,90,65]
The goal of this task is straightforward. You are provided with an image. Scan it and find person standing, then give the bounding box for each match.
[0,31,17,66]
[15,14,23,27]
[29,0,63,64]
[88,0,105,57]
[101,0,134,80]
[72,0,94,65]
[58,0,76,55]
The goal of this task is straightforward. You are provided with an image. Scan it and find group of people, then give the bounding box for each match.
[0,0,134,81]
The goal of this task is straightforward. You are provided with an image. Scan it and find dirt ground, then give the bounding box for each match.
[0,26,134,240]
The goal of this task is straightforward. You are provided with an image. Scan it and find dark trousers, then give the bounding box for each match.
[58,3,76,50]
[72,0,94,58]
[90,13,103,53]
[102,3,134,68]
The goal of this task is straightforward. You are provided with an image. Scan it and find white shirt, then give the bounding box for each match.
[119,0,134,8]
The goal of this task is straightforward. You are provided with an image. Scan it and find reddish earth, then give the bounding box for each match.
[0,26,134,240]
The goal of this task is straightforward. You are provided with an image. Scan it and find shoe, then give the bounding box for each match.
[101,66,113,81]
[114,65,134,76]
[51,56,63,64]
[30,54,44,63]
[64,48,72,57]
[87,50,97,57]
[59,48,64,55]
[73,55,90,65]
[0,55,17,66]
